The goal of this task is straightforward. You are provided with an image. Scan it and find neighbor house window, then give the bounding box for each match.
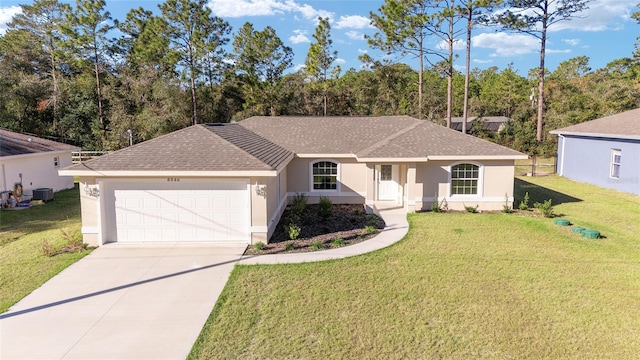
[451,163,479,195]
[610,149,621,179]
[53,156,59,168]
[312,161,338,190]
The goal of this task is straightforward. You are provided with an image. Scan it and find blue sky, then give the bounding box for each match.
[1,0,638,77]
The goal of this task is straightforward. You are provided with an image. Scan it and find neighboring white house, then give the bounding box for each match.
[0,129,79,199]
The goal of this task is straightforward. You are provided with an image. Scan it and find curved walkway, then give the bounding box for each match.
[239,207,409,265]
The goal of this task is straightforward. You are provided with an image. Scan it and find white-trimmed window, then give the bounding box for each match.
[610,149,621,179]
[451,163,479,195]
[312,161,338,190]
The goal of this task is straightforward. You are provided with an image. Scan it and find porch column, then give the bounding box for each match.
[405,163,417,212]
[365,163,375,213]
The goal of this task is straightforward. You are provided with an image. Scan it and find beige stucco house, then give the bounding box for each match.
[1,129,78,202]
[59,116,527,247]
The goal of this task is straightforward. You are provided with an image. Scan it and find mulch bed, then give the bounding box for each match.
[244,204,385,255]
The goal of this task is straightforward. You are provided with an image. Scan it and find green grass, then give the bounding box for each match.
[0,185,91,313]
[190,176,640,359]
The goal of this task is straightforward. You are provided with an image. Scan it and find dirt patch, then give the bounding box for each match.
[244,204,385,255]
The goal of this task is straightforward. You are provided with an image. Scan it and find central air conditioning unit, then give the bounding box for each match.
[32,188,54,202]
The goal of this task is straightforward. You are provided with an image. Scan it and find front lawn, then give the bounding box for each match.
[0,185,91,313]
[190,176,640,359]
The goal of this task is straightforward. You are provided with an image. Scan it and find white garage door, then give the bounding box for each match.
[104,179,250,243]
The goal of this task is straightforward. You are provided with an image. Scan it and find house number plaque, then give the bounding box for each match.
[167,177,180,182]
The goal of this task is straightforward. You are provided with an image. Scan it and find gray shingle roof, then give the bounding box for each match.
[62,124,292,172]
[241,116,524,159]
[550,108,640,140]
[240,116,419,154]
[450,116,510,132]
[62,116,525,173]
[0,129,79,157]
[358,120,524,158]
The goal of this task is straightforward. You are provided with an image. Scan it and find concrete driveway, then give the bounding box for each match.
[0,244,246,360]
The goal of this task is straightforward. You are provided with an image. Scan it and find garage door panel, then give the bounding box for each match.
[106,180,250,243]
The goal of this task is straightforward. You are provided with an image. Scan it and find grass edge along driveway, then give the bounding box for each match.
[190,175,640,359]
[0,186,91,313]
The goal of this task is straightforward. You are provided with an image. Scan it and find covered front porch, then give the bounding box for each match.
[365,163,419,214]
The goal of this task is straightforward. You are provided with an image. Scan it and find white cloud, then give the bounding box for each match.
[289,29,309,44]
[208,0,332,20]
[0,6,21,35]
[551,0,636,32]
[358,49,368,54]
[437,38,465,51]
[472,32,539,57]
[473,59,494,64]
[563,38,580,46]
[335,15,372,29]
[547,49,572,54]
[345,31,364,40]
[335,58,346,65]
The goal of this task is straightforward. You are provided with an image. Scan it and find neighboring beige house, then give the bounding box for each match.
[59,116,527,247]
[0,129,78,200]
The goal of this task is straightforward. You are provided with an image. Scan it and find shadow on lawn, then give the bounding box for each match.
[515,178,582,206]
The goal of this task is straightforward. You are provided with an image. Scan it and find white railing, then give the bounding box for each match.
[72,151,109,163]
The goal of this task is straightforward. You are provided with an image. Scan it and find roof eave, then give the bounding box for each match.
[295,153,357,159]
[58,169,279,177]
[1,148,78,159]
[356,157,429,162]
[427,155,529,161]
[549,130,640,141]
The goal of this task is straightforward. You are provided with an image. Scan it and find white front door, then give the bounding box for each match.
[377,164,398,201]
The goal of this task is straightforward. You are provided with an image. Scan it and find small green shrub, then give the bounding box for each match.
[503,193,513,213]
[284,241,295,251]
[519,192,530,210]
[331,237,345,247]
[253,242,266,250]
[310,241,324,250]
[287,223,301,240]
[366,214,379,227]
[318,196,333,219]
[290,192,308,216]
[363,225,376,234]
[534,199,555,218]
[464,204,479,213]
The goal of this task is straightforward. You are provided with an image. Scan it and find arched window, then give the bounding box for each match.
[312,161,338,190]
[451,163,479,195]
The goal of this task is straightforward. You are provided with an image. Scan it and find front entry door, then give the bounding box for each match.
[377,164,398,201]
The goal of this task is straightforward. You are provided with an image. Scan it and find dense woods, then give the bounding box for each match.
[1,0,640,156]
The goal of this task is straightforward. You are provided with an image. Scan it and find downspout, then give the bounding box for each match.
[558,134,565,176]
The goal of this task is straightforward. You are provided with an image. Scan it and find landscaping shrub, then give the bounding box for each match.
[331,237,345,247]
[290,192,307,216]
[284,241,295,251]
[464,204,479,213]
[503,193,513,213]
[310,241,324,250]
[287,223,301,240]
[318,196,333,219]
[253,242,266,250]
[519,192,530,210]
[363,225,376,234]
[366,214,379,227]
[534,199,555,218]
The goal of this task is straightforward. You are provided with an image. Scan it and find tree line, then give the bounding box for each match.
[1,0,639,156]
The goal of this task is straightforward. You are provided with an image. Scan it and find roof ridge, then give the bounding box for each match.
[356,120,423,157]
[203,123,293,170]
